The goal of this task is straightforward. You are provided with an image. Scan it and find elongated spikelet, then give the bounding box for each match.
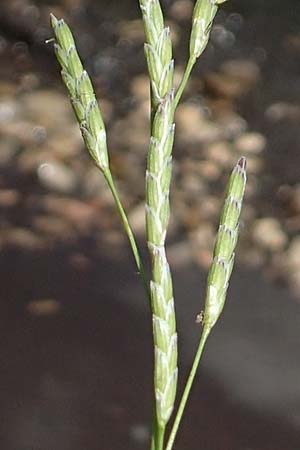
[140,0,174,109]
[203,157,247,331]
[50,14,109,172]
[139,0,177,427]
[189,0,227,60]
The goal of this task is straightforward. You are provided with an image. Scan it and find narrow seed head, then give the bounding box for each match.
[189,0,229,60]
[214,225,236,260]
[202,158,247,331]
[50,14,109,172]
[190,17,208,59]
[139,0,177,427]
[139,0,174,106]
[50,14,75,50]
[140,0,164,46]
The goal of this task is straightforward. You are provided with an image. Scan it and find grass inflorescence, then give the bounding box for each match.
[50,1,247,449]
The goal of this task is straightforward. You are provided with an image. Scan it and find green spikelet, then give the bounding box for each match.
[203,157,247,331]
[189,0,229,62]
[50,14,109,172]
[140,0,174,110]
[189,0,220,60]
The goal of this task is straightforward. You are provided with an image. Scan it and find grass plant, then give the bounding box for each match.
[50,1,247,449]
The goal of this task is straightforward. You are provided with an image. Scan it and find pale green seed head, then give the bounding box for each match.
[144,30,174,103]
[50,14,109,172]
[85,100,105,137]
[220,197,239,228]
[61,70,75,97]
[50,14,75,51]
[53,43,68,71]
[144,43,162,87]
[67,46,83,79]
[140,0,164,46]
[152,91,174,139]
[157,27,172,66]
[190,0,218,59]
[207,257,227,291]
[203,157,246,331]
[76,71,94,107]
[189,0,230,61]
[214,225,236,260]
[190,17,209,60]
[226,159,247,199]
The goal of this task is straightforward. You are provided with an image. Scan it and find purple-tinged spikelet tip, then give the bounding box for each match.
[237,156,246,170]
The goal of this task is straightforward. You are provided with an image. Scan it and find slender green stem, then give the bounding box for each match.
[151,431,156,450]
[104,170,150,300]
[174,56,196,109]
[150,413,164,450]
[150,406,158,450]
[165,326,211,450]
[156,424,165,450]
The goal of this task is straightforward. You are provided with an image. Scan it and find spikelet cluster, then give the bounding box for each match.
[189,0,226,60]
[203,157,247,331]
[50,14,108,172]
[140,0,174,109]
[139,0,177,426]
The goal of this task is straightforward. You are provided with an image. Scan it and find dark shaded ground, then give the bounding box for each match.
[1,243,300,450]
[1,1,300,449]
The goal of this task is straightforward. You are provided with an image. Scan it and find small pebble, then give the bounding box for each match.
[235,132,266,154]
[0,137,19,166]
[129,423,149,444]
[37,161,78,195]
[0,99,20,123]
[83,166,107,198]
[218,113,247,139]
[32,214,75,242]
[252,218,288,252]
[170,0,193,21]
[117,19,144,43]
[27,299,61,316]
[197,160,221,181]
[4,227,44,251]
[176,103,221,144]
[288,184,300,214]
[286,236,300,270]
[130,75,150,102]
[21,89,73,130]
[221,59,260,86]
[285,237,300,295]
[205,141,234,167]
[0,189,20,207]
[265,102,300,122]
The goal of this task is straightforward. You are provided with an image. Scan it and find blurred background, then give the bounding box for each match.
[0,0,300,449]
